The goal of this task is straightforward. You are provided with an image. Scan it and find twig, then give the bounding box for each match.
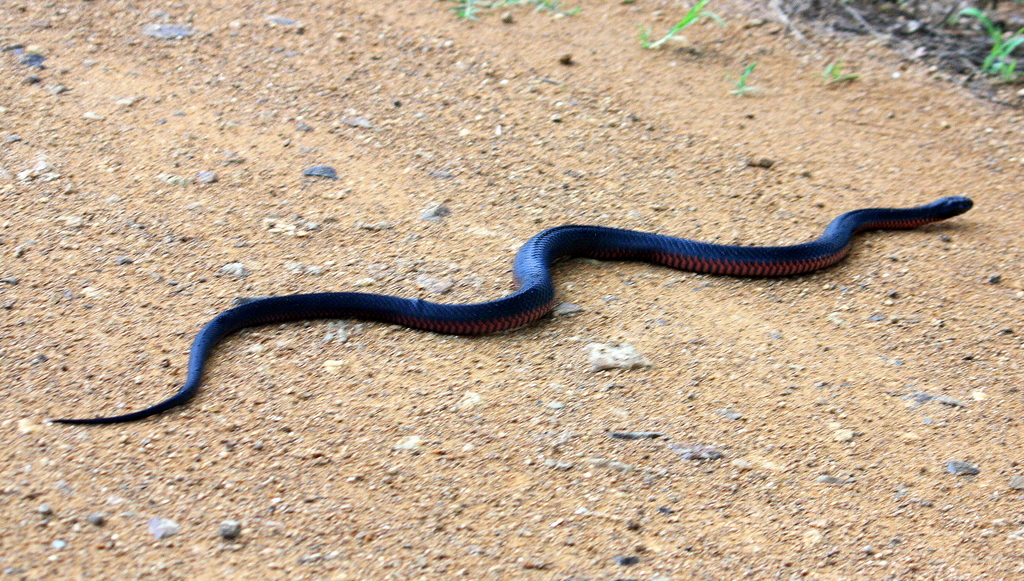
[771,0,811,44]
[840,3,890,43]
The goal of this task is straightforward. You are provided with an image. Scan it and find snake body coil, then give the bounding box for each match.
[53,196,973,425]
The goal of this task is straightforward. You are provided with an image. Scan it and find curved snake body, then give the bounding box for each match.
[53,196,973,424]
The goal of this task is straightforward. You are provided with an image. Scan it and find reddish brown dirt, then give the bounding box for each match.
[2,1,1024,579]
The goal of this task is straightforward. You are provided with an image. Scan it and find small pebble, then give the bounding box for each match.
[559,54,574,66]
[296,121,314,132]
[218,262,249,278]
[609,431,663,440]
[148,517,180,539]
[988,274,1002,284]
[613,555,640,566]
[302,165,338,179]
[265,15,298,26]
[18,53,46,68]
[586,342,651,372]
[904,391,966,408]
[36,503,53,516]
[142,23,198,39]
[716,408,742,420]
[114,256,133,265]
[86,513,105,526]
[946,459,979,476]
[196,171,218,184]
[669,443,723,460]
[416,275,452,294]
[1009,475,1024,490]
[394,436,424,452]
[747,157,775,168]
[50,540,66,550]
[343,117,373,129]
[217,520,242,540]
[552,302,582,316]
[420,203,450,222]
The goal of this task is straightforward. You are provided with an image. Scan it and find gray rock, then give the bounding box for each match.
[86,513,105,526]
[542,458,574,470]
[142,23,198,39]
[196,171,218,184]
[716,408,742,420]
[148,517,180,539]
[218,262,249,278]
[1009,475,1024,490]
[420,203,450,222]
[302,165,338,179]
[669,443,723,460]
[217,520,242,539]
[343,117,373,129]
[552,302,582,316]
[946,459,979,476]
[904,391,966,408]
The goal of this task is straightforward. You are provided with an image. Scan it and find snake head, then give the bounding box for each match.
[932,196,973,219]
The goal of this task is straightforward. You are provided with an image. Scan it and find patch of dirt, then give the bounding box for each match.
[2,0,1023,579]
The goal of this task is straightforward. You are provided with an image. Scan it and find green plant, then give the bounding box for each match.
[452,0,481,19]
[729,62,759,96]
[822,61,859,84]
[453,0,580,19]
[959,7,1024,81]
[640,0,724,50]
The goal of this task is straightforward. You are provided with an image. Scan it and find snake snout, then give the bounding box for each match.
[935,196,973,218]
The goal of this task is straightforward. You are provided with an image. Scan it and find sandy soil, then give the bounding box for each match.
[2,0,1024,579]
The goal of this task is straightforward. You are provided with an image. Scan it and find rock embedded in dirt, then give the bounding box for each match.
[302,165,338,179]
[196,170,218,184]
[613,555,640,566]
[945,459,979,476]
[420,203,450,222]
[148,517,180,539]
[586,342,651,372]
[669,443,723,460]
[217,520,242,540]
[142,23,198,40]
[552,302,582,316]
[218,262,248,278]
[85,513,105,526]
[904,391,966,408]
[716,408,742,420]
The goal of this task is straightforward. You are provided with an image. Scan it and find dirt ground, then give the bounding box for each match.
[2,0,1024,579]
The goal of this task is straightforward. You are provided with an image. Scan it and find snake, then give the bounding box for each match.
[52,196,973,425]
